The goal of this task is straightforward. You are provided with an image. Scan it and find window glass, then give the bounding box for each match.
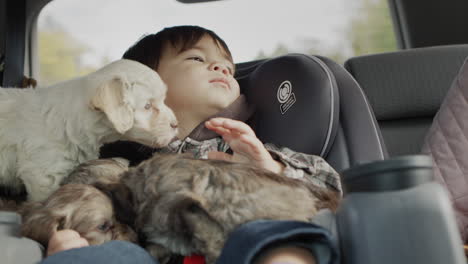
[37,0,396,85]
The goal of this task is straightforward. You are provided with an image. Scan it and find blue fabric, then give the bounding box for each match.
[39,240,158,264]
[216,220,339,264]
[38,221,338,264]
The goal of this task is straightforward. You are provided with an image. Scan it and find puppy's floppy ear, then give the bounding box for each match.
[91,76,134,134]
[160,192,218,239]
[93,182,136,227]
[20,203,65,247]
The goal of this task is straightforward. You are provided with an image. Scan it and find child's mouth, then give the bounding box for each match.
[210,78,230,90]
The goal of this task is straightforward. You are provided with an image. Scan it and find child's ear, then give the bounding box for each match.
[90,77,134,134]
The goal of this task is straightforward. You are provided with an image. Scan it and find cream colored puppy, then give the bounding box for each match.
[0,59,178,201]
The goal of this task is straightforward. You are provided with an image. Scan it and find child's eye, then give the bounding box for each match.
[144,102,152,110]
[188,56,204,62]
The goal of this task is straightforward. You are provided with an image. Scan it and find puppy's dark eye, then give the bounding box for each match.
[97,221,113,232]
[187,203,201,213]
[144,103,152,110]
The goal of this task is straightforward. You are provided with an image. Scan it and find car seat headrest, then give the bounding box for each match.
[237,53,340,157]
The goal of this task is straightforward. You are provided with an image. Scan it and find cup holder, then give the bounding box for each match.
[342,155,433,193]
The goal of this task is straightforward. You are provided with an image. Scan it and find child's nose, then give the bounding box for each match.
[210,63,229,75]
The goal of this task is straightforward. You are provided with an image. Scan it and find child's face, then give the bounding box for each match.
[157,35,240,119]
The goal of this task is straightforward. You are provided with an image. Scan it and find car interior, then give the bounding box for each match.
[1,0,468,263]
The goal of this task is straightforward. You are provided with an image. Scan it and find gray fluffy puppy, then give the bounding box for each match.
[106,153,339,264]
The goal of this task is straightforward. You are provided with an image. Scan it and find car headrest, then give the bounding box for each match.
[236,53,340,157]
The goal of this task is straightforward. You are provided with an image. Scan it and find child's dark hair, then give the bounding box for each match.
[123,25,233,71]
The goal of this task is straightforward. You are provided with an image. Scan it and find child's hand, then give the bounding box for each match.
[47,229,89,257]
[205,117,284,174]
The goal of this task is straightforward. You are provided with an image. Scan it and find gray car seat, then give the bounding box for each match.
[235,53,387,173]
[344,44,468,157]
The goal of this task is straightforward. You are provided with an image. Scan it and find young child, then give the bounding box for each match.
[103,25,342,193]
[44,25,341,264]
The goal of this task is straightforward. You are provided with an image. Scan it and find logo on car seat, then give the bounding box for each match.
[277,80,296,114]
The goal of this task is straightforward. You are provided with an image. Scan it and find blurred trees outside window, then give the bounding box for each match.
[37,0,396,85]
[348,0,397,56]
[38,17,110,85]
[39,18,92,85]
[255,0,397,62]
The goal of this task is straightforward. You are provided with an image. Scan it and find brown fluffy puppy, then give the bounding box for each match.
[109,153,339,264]
[0,158,137,250]
[20,183,137,247]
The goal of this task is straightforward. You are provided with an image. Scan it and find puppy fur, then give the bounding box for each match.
[62,157,129,186]
[0,183,137,248]
[0,59,178,201]
[109,153,340,264]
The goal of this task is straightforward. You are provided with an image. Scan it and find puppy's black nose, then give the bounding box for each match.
[171,122,178,129]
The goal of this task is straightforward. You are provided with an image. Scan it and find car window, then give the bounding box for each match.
[37,0,396,85]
